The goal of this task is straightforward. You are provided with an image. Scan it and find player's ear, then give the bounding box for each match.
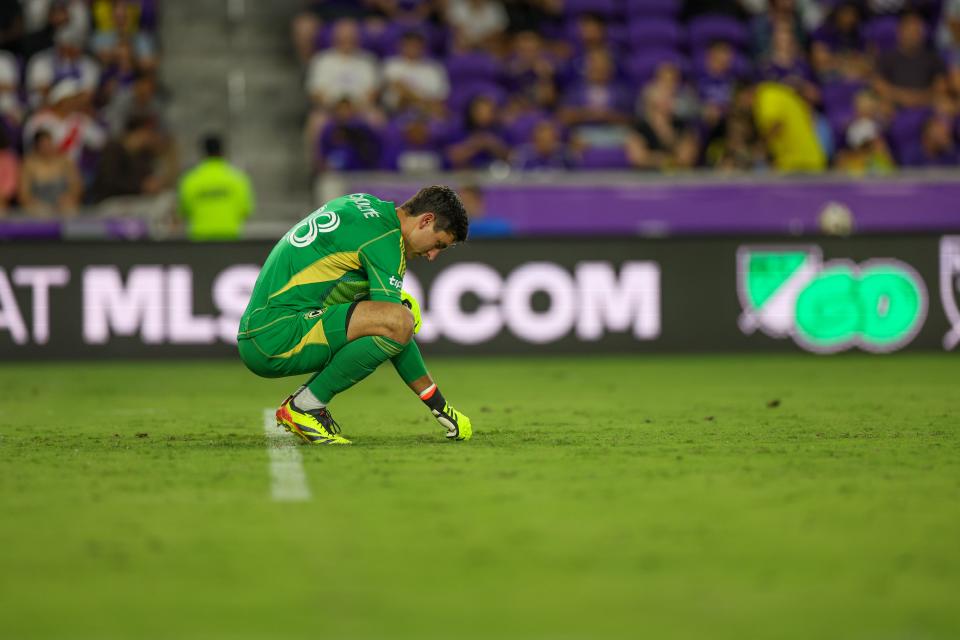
[420,212,435,228]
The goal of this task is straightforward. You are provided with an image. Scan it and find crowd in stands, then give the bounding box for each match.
[0,0,173,218]
[294,0,960,175]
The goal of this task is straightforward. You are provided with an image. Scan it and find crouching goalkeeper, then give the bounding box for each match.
[237,186,472,445]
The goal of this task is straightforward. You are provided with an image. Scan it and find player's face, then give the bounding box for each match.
[407,214,456,261]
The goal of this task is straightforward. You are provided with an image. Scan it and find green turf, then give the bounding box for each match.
[1,354,958,640]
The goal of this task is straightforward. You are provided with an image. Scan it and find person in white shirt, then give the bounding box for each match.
[305,17,382,150]
[382,31,449,116]
[23,78,107,164]
[446,0,508,51]
[25,25,100,107]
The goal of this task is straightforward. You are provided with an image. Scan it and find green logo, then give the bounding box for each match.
[737,247,928,353]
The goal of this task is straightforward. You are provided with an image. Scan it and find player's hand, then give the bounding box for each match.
[401,291,422,334]
[434,403,472,441]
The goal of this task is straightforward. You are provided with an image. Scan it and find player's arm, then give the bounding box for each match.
[393,289,473,441]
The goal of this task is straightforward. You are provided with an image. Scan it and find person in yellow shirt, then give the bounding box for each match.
[746,82,827,172]
[178,135,254,241]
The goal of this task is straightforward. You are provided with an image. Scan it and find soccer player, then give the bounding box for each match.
[237,185,472,445]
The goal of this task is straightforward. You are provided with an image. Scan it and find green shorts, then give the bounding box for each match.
[237,302,355,378]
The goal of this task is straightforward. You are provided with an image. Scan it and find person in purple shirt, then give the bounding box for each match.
[511,119,575,170]
[811,2,870,83]
[316,98,382,172]
[446,94,510,169]
[697,41,747,130]
[503,30,560,112]
[381,117,446,173]
[558,48,631,128]
[900,115,960,167]
[759,24,819,105]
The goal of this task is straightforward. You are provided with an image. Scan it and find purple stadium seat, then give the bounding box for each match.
[564,0,619,19]
[446,52,500,83]
[820,80,866,114]
[505,112,549,145]
[863,16,900,52]
[688,14,749,50]
[576,146,631,170]
[888,107,933,158]
[625,49,688,84]
[627,19,684,51]
[624,0,681,19]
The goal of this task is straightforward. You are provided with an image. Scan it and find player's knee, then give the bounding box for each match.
[382,305,414,345]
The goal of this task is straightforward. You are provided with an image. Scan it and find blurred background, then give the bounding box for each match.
[0,0,959,357]
[0,0,958,237]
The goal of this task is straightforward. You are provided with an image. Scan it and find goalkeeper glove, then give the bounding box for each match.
[401,290,422,334]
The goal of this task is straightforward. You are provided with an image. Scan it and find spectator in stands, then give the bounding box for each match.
[291,0,370,64]
[835,117,895,175]
[20,0,82,59]
[0,50,22,126]
[627,82,700,171]
[900,115,960,167]
[89,115,163,202]
[382,116,445,172]
[558,48,631,128]
[937,0,960,99]
[446,94,510,169]
[512,119,574,170]
[750,0,812,58]
[446,0,509,52]
[23,79,107,163]
[178,134,254,241]
[0,127,19,214]
[18,129,82,216]
[705,113,768,171]
[459,183,513,237]
[102,70,166,136]
[26,24,100,107]
[640,61,700,123]
[316,98,383,171]
[96,38,138,110]
[305,18,382,148]
[874,11,947,110]
[0,1,24,54]
[504,30,559,112]
[382,32,449,116]
[741,81,826,172]
[91,0,157,71]
[760,23,819,105]
[697,41,746,130]
[810,2,870,83]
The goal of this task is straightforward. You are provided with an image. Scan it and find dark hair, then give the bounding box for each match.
[202,134,223,156]
[401,185,469,242]
[33,129,53,146]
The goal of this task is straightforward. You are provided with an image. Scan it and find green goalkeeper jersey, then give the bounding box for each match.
[239,193,405,338]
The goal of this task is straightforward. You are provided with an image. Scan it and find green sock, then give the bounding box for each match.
[391,340,428,386]
[307,335,405,403]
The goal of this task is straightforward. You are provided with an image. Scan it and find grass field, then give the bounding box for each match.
[1,354,958,640]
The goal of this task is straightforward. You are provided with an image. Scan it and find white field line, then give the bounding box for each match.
[262,408,311,502]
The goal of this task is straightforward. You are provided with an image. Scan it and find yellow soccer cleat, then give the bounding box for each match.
[275,396,352,445]
[433,403,472,441]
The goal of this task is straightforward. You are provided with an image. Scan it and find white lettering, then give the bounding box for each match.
[167,266,216,344]
[430,264,503,344]
[0,268,28,345]
[12,267,69,344]
[503,263,577,343]
[213,265,260,343]
[575,262,661,340]
[83,266,164,344]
